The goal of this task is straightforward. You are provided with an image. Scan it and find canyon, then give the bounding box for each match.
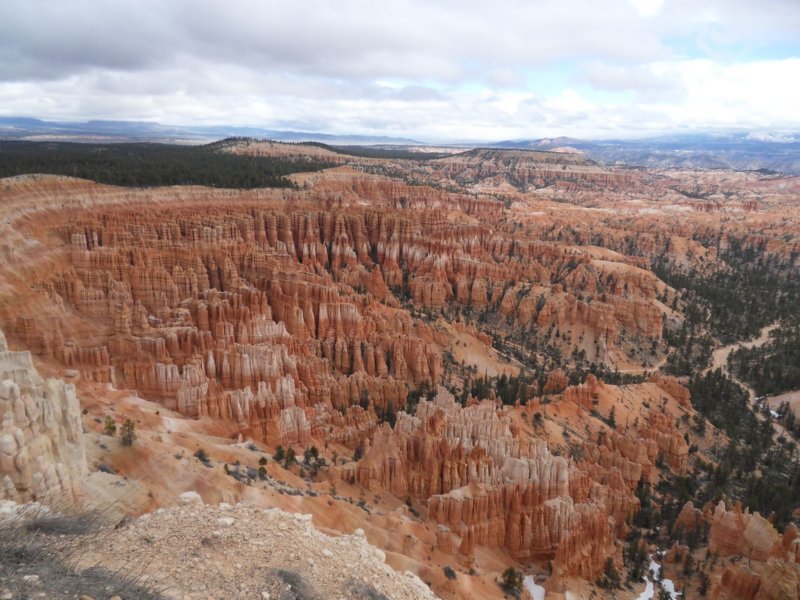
[1,142,799,599]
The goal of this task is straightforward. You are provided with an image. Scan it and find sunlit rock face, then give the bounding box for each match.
[0,169,669,450]
[0,329,86,504]
[343,387,635,579]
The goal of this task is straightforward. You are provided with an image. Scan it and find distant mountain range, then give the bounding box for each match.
[1,117,799,175]
[490,133,800,175]
[0,117,422,146]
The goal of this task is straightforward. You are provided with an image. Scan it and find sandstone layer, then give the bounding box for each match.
[0,329,86,504]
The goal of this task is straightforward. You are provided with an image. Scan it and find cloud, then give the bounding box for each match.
[628,0,664,18]
[0,0,670,82]
[581,62,686,102]
[0,0,797,140]
[651,58,800,129]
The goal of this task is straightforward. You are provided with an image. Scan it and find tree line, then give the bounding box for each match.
[0,140,334,188]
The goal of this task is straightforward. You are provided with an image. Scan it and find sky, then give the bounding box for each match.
[1,0,799,142]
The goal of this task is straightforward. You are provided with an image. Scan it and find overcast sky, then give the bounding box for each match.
[1,0,799,141]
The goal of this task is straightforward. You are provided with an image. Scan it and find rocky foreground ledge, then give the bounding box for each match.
[1,495,438,600]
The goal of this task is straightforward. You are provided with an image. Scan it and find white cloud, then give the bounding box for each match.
[651,58,800,128]
[628,0,664,18]
[0,0,797,140]
[582,61,686,102]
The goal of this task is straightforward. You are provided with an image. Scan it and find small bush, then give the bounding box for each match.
[283,447,296,469]
[500,567,522,595]
[26,511,101,536]
[194,448,210,464]
[0,507,163,599]
[596,557,621,590]
[348,580,389,600]
[120,419,136,446]
[103,416,116,436]
[266,568,321,599]
[303,446,319,465]
[273,445,286,462]
[607,406,617,429]
[443,566,457,580]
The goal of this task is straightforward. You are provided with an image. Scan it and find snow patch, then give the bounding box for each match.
[637,559,680,600]
[523,576,545,600]
[637,579,655,599]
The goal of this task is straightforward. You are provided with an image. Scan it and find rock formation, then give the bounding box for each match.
[711,559,800,600]
[344,387,636,579]
[706,502,800,600]
[0,168,676,447]
[674,500,703,535]
[542,369,568,394]
[0,329,86,503]
[709,502,800,564]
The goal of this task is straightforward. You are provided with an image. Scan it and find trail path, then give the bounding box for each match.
[707,322,800,422]
[706,321,780,382]
[615,354,667,375]
[704,321,796,439]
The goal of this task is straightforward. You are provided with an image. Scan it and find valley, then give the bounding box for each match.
[1,141,799,600]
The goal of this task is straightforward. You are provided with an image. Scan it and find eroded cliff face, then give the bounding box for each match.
[711,559,800,600]
[0,329,86,503]
[0,170,675,449]
[6,199,455,446]
[342,381,696,580]
[429,149,642,193]
[666,501,800,600]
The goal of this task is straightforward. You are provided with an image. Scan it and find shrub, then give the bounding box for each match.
[0,505,163,599]
[303,446,319,465]
[607,406,617,429]
[103,416,116,437]
[194,448,210,464]
[698,572,710,596]
[596,557,621,590]
[500,567,522,595]
[283,447,296,469]
[443,566,457,581]
[120,419,136,447]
